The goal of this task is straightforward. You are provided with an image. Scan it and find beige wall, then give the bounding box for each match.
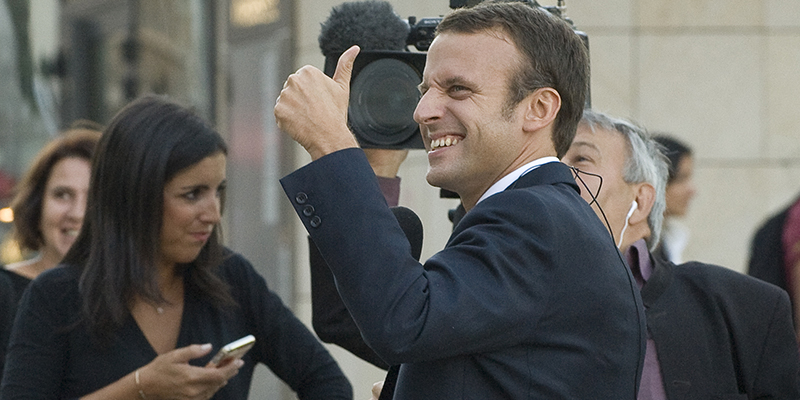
[288,0,800,397]
[566,0,800,271]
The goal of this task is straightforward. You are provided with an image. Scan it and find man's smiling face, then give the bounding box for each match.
[415,30,531,209]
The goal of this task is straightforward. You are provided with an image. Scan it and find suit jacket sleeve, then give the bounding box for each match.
[282,149,578,365]
[309,236,390,369]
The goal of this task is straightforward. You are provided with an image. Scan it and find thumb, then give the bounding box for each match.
[168,343,213,363]
[332,45,360,89]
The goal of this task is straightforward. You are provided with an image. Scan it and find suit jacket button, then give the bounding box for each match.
[295,192,308,204]
[303,205,315,217]
[310,216,322,228]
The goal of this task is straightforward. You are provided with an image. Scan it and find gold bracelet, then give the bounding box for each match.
[134,369,147,399]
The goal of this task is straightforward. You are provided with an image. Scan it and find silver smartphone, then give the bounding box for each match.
[210,335,256,367]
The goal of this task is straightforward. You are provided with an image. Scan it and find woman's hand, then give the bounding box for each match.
[137,344,243,399]
[81,343,243,400]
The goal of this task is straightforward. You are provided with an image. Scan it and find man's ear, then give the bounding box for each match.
[522,87,561,133]
[630,183,655,226]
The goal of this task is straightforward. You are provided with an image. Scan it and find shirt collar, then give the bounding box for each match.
[624,238,654,289]
[476,157,560,205]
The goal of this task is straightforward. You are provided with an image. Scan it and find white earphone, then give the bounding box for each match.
[617,200,638,248]
[626,200,638,219]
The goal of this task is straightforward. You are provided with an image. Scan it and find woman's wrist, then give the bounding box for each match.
[134,368,147,399]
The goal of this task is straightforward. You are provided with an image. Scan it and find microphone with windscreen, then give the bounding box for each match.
[318,1,409,60]
[319,1,425,149]
[389,206,423,261]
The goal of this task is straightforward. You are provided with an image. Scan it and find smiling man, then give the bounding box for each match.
[275,2,645,398]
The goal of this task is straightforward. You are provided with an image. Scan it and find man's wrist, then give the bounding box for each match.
[307,132,360,160]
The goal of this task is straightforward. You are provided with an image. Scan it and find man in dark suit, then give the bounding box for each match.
[563,109,800,399]
[274,2,645,398]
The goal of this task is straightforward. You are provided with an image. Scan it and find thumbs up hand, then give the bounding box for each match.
[275,45,361,160]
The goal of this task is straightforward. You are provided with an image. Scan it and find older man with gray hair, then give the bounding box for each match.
[563,109,800,399]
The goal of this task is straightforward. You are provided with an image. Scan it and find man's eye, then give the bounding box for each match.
[565,156,582,165]
[571,152,595,163]
[448,86,471,99]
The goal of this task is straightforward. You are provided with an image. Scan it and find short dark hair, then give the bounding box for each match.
[652,134,692,183]
[436,0,589,157]
[10,126,101,251]
[64,95,234,342]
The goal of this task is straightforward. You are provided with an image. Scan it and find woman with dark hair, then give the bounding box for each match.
[1,95,351,400]
[0,126,101,380]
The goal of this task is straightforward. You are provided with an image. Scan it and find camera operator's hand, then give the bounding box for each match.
[364,148,409,178]
[369,380,384,400]
[275,45,361,160]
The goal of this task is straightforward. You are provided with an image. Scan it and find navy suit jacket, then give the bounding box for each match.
[282,149,645,399]
[645,255,800,399]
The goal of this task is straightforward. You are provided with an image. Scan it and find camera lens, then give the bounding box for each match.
[349,58,421,146]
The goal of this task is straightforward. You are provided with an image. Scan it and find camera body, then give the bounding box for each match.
[325,0,588,150]
[323,15,441,149]
[406,17,442,52]
[324,50,426,149]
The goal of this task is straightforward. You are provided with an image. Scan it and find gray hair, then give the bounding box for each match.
[579,109,669,250]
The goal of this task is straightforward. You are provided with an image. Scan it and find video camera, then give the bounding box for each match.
[322,0,588,150]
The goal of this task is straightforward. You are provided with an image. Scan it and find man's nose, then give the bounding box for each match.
[413,90,442,125]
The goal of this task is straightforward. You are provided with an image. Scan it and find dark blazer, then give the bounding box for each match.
[644,255,800,399]
[282,149,645,399]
